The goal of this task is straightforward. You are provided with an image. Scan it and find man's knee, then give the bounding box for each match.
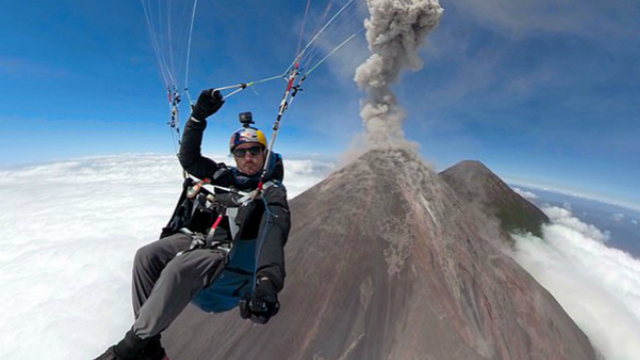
[163,250,224,286]
[134,234,190,270]
[134,241,164,270]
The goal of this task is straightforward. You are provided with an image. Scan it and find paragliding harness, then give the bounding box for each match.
[157,58,298,313]
[160,152,284,313]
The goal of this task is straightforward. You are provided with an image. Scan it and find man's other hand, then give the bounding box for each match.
[191,89,224,121]
[239,277,280,324]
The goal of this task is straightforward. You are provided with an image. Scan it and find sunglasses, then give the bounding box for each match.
[233,145,263,158]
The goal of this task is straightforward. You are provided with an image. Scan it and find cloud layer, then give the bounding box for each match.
[513,187,538,200]
[0,154,331,359]
[512,206,640,360]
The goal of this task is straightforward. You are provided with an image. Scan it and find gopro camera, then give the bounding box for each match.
[239,112,254,128]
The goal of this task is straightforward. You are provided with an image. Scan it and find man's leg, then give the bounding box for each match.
[132,233,192,317]
[94,248,224,360]
[132,248,225,338]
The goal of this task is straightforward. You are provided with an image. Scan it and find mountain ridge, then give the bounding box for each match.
[439,160,550,239]
[164,149,597,360]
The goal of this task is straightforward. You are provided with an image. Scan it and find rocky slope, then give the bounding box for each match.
[164,150,596,360]
[440,160,549,239]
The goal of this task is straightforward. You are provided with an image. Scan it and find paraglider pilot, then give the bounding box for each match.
[93,90,291,360]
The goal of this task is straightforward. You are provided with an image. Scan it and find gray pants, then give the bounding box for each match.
[131,233,225,339]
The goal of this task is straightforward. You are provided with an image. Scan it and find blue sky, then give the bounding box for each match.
[1,0,638,210]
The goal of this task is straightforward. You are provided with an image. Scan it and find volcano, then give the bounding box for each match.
[439,160,549,239]
[164,150,597,360]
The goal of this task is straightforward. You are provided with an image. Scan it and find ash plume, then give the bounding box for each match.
[354,0,443,149]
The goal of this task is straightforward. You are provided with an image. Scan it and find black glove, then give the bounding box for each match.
[191,89,224,121]
[239,277,280,324]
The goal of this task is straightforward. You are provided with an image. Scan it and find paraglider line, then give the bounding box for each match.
[301,5,361,69]
[212,73,285,100]
[184,0,199,94]
[305,27,364,76]
[284,0,355,75]
[295,0,313,58]
[141,0,171,88]
[301,0,337,69]
[167,0,175,75]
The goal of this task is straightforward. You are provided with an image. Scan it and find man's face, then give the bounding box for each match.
[233,143,265,176]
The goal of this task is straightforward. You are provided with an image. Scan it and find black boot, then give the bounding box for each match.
[137,335,168,360]
[92,346,120,360]
[92,330,150,360]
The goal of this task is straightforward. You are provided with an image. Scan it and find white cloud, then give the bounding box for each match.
[632,219,638,226]
[282,158,335,198]
[511,206,640,360]
[0,154,331,359]
[544,206,609,242]
[0,55,68,78]
[610,213,625,222]
[450,0,639,41]
[512,187,538,200]
[504,177,640,213]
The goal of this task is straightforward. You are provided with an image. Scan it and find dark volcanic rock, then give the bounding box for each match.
[439,160,549,239]
[164,150,596,360]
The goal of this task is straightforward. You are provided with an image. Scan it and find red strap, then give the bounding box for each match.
[210,214,224,231]
[286,63,300,91]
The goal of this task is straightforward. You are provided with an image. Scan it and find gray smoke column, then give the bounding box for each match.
[355,0,443,148]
